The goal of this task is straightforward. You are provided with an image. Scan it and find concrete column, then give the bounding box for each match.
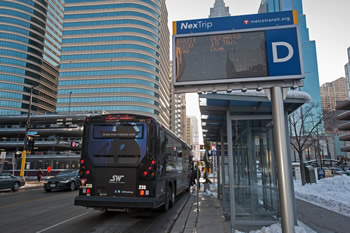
[271,86,295,233]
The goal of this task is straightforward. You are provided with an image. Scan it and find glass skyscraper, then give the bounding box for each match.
[259,0,322,113]
[0,0,64,115]
[209,0,230,18]
[57,0,170,127]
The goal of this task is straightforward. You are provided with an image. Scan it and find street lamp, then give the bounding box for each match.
[20,85,38,179]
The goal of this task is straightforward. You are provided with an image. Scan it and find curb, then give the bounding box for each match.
[167,190,194,233]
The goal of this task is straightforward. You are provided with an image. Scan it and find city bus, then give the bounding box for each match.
[74,114,193,211]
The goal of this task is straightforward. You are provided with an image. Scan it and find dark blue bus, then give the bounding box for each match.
[74,114,192,211]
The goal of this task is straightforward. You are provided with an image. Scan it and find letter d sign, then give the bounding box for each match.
[266,27,302,77]
[272,42,294,63]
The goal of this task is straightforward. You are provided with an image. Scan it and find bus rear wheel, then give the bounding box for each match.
[163,185,171,212]
[169,185,175,208]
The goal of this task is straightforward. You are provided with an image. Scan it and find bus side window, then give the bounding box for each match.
[160,130,166,154]
[149,124,155,154]
[159,130,166,175]
[155,125,160,155]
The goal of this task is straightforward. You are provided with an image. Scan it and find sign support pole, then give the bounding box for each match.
[226,110,235,230]
[271,86,295,233]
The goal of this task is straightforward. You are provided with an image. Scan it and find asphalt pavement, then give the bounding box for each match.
[1,181,187,233]
[9,177,350,233]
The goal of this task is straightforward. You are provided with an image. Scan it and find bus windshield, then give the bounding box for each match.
[87,123,147,166]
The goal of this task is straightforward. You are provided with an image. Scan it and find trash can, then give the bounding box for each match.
[317,168,325,180]
[325,169,332,178]
[346,170,350,176]
[304,165,316,184]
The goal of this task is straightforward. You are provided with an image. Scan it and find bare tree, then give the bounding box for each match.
[289,103,324,185]
[322,109,342,134]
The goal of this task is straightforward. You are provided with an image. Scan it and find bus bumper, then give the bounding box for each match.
[74,196,158,209]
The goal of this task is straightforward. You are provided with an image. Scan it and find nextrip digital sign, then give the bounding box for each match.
[172,10,304,88]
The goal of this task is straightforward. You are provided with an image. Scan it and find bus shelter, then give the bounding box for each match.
[199,90,310,228]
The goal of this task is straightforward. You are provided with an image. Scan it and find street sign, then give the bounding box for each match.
[47,165,52,173]
[173,10,298,35]
[172,10,304,93]
[28,131,37,136]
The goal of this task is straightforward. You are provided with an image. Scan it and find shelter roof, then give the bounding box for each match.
[199,90,310,142]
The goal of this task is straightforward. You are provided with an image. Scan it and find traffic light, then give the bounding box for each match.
[27,136,35,152]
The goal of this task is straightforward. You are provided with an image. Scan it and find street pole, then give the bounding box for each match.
[68,91,72,114]
[271,86,295,233]
[20,86,35,179]
[197,161,199,213]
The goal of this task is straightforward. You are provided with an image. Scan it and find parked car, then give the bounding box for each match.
[0,173,25,191]
[330,167,345,175]
[44,170,80,192]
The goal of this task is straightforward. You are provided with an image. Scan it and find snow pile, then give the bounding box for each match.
[23,182,43,188]
[294,175,350,217]
[234,221,315,233]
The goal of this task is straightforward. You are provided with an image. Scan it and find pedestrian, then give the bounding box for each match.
[37,168,44,182]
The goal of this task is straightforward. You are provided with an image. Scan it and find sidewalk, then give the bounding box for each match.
[170,179,229,233]
[170,178,350,233]
[296,199,350,233]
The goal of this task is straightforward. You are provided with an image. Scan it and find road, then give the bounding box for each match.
[0,187,190,233]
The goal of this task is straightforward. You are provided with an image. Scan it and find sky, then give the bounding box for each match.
[166,0,350,86]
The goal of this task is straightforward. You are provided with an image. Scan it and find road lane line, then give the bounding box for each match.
[35,212,90,233]
[0,194,63,209]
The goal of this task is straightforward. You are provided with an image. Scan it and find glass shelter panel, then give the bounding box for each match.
[232,119,279,223]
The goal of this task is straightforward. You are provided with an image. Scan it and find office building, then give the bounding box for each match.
[321,77,346,112]
[209,0,230,18]
[259,0,323,115]
[170,91,184,138]
[0,0,64,115]
[320,77,347,134]
[57,0,170,128]
[169,61,187,138]
[345,47,350,98]
[180,95,187,140]
[185,117,193,146]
